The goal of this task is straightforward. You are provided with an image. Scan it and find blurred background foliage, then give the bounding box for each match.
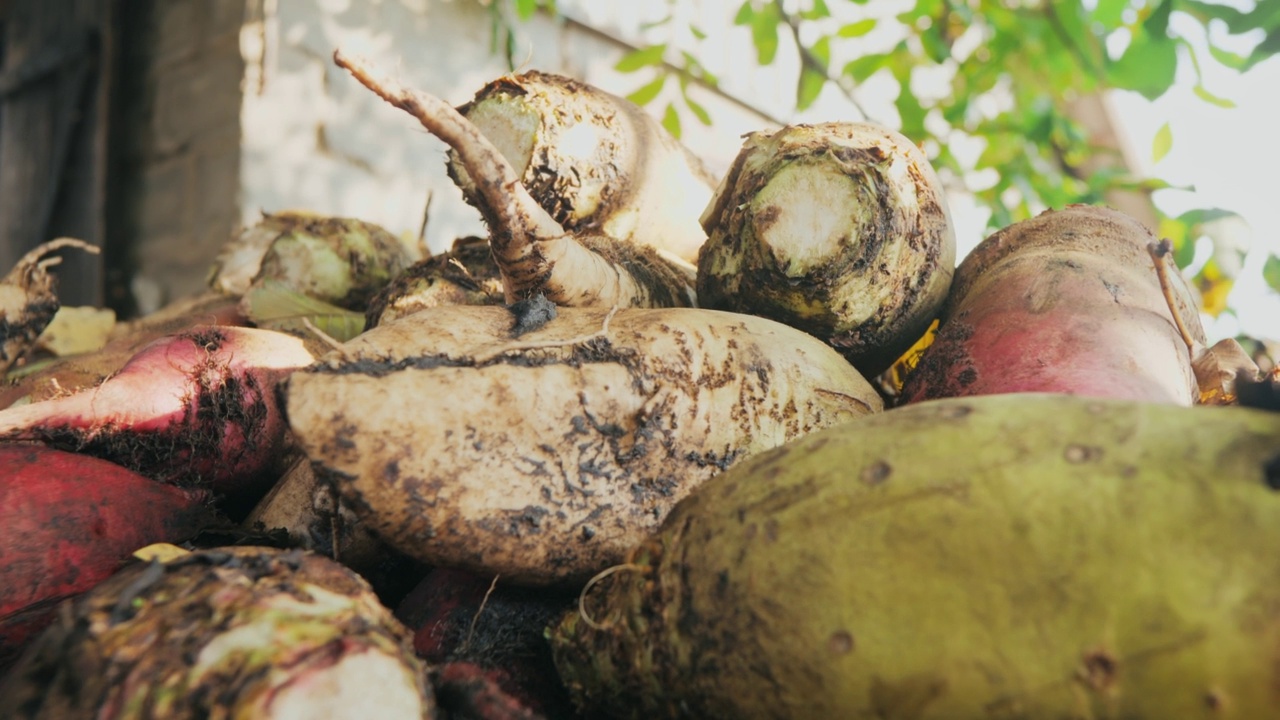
[487,0,1279,344]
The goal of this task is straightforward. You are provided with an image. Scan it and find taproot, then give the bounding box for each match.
[697,122,955,377]
[335,51,698,309]
[285,303,880,585]
[449,70,717,266]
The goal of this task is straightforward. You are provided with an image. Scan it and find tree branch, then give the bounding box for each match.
[772,0,878,124]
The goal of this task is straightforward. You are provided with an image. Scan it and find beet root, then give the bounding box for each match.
[396,568,575,717]
[900,205,1204,404]
[433,661,550,720]
[0,326,314,499]
[0,446,213,672]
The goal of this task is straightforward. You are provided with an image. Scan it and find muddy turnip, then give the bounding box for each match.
[286,303,879,585]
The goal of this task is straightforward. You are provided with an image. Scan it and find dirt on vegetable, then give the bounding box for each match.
[552,393,1280,719]
[285,303,880,585]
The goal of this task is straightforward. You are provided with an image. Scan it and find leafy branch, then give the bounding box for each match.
[495,0,1280,309]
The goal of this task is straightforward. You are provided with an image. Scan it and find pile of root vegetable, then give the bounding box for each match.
[2,49,1279,719]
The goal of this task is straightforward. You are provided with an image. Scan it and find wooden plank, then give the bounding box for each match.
[0,0,108,306]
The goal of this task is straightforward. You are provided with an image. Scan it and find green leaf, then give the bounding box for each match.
[615,44,667,73]
[898,0,942,25]
[1263,253,1280,294]
[661,103,682,138]
[797,66,826,110]
[242,280,366,342]
[1193,84,1236,108]
[1133,177,1189,192]
[684,94,712,125]
[1142,0,1174,36]
[843,53,887,83]
[1244,29,1280,71]
[800,0,830,20]
[513,0,537,20]
[1174,233,1198,269]
[1158,215,1194,268]
[1177,208,1239,227]
[837,19,877,38]
[1025,110,1054,144]
[1049,2,1102,72]
[626,73,666,106]
[1207,42,1250,70]
[734,1,753,25]
[639,15,672,31]
[810,36,831,67]
[941,96,968,125]
[751,3,781,65]
[1091,0,1127,30]
[690,24,707,40]
[1106,30,1178,99]
[1176,0,1251,32]
[895,87,927,138]
[920,25,950,63]
[1152,122,1173,163]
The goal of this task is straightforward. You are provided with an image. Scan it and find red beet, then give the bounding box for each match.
[0,326,314,499]
[434,661,546,720]
[397,568,575,718]
[1,292,248,411]
[900,206,1204,405]
[0,446,213,671]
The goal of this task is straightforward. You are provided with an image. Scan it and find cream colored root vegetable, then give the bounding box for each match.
[365,236,504,329]
[0,547,432,719]
[285,304,880,585]
[697,123,955,377]
[450,70,717,265]
[333,50,697,309]
[1,238,99,374]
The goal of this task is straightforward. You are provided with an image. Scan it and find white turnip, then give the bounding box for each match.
[286,303,880,585]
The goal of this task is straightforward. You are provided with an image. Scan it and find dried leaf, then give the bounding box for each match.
[35,306,117,357]
[241,280,366,342]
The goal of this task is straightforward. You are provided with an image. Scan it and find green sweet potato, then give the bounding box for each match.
[211,210,415,308]
[286,303,880,585]
[552,393,1280,719]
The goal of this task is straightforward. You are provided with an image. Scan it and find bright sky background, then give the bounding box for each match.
[702,0,1280,343]
[1111,30,1279,343]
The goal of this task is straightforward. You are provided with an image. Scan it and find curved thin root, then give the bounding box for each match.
[7,237,99,282]
[1147,240,1199,357]
[577,562,646,631]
